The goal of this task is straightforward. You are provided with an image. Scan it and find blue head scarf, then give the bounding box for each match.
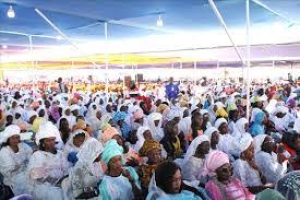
[250,111,265,137]
[102,139,124,164]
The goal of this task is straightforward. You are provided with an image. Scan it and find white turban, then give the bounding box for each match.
[253,134,267,154]
[214,118,228,130]
[0,125,21,144]
[183,135,209,165]
[36,122,59,145]
[204,127,219,140]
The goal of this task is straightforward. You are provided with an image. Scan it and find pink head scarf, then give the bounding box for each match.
[203,150,229,176]
[133,109,144,120]
[101,126,120,144]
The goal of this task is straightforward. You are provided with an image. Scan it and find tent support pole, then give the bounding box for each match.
[104,22,109,95]
[28,35,36,90]
[208,0,244,79]
[122,53,125,92]
[35,8,99,68]
[246,0,251,120]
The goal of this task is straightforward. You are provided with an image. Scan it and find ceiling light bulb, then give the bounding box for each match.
[56,35,63,40]
[2,45,8,49]
[7,5,15,18]
[157,15,163,27]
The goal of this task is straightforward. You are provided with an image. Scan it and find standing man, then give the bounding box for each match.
[57,77,69,94]
[165,77,180,100]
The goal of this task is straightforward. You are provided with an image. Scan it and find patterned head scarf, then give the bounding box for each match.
[139,139,161,157]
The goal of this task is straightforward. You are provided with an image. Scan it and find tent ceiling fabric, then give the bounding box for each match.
[1,0,300,69]
[1,0,299,46]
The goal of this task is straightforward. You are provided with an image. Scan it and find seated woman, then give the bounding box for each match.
[146,161,210,200]
[233,134,267,194]
[27,122,69,200]
[181,135,210,187]
[134,126,153,152]
[147,112,164,142]
[113,111,131,140]
[254,134,287,185]
[58,117,71,145]
[191,112,204,140]
[250,111,266,137]
[205,151,255,200]
[232,117,251,140]
[160,120,183,160]
[137,140,163,198]
[214,118,239,161]
[67,138,105,200]
[204,127,219,152]
[63,129,88,166]
[98,139,142,199]
[0,125,33,196]
[101,126,142,166]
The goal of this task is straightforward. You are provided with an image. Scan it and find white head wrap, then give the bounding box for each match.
[214,118,228,130]
[204,127,219,141]
[167,109,181,121]
[0,125,21,144]
[215,102,225,109]
[253,134,267,154]
[26,110,37,122]
[274,106,289,115]
[237,134,253,156]
[147,113,163,137]
[134,126,151,152]
[70,104,80,112]
[236,118,249,135]
[36,122,60,145]
[77,138,104,166]
[183,135,209,165]
[200,109,209,115]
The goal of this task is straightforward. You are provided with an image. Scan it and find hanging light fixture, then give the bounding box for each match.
[157,15,163,27]
[7,5,15,18]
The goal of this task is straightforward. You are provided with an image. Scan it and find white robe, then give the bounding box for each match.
[27,150,69,200]
[0,143,32,195]
[233,159,262,187]
[255,151,287,184]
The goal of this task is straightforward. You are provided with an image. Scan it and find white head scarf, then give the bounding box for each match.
[237,134,253,156]
[26,110,37,122]
[167,109,181,121]
[35,122,58,145]
[76,138,103,166]
[0,125,21,144]
[214,118,227,130]
[86,103,98,119]
[134,126,151,152]
[253,134,267,154]
[147,113,163,136]
[183,135,209,165]
[204,127,219,141]
[236,118,249,135]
